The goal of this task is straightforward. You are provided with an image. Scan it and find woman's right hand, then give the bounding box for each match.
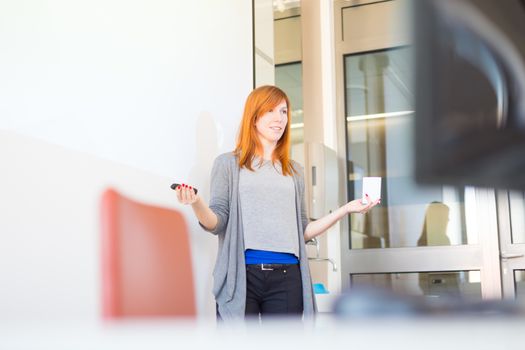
[176,183,218,231]
[175,183,199,205]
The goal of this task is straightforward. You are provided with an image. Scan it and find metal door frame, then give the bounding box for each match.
[497,190,525,298]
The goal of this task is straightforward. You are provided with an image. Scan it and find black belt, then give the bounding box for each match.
[246,263,298,271]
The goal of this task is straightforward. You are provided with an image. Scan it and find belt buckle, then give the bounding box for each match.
[260,264,274,271]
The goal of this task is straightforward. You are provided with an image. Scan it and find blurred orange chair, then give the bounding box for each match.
[100,188,195,318]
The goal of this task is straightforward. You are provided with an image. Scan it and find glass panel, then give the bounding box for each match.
[351,271,482,300]
[509,191,525,244]
[515,270,525,300]
[275,63,303,145]
[344,47,477,249]
[253,0,276,87]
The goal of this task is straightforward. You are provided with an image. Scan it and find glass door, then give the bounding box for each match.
[334,0,502,300]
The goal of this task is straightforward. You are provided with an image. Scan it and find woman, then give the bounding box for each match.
[176,85,379,322]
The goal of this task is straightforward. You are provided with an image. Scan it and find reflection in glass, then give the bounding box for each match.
[344,47,476,249]
[509,191,525,244]
[417,202,450,246]
[351,271,482,300]
[515,270,525,300]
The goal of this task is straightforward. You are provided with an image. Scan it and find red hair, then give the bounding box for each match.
[234,85,296,176]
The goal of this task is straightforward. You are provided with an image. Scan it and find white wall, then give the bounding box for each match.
[0,0,251,178]
[0,0,252,321]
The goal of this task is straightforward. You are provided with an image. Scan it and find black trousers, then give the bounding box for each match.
[245,264,303,318]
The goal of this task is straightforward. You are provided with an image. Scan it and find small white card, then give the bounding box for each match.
[362,177,381,204]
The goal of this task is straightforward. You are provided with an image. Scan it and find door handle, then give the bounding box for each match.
[500,252,525,260]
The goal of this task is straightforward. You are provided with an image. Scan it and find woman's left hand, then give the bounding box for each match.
[343,194,380,214]
[303,195,381,241]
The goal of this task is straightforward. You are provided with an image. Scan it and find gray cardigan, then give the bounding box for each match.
[200,152,316,321]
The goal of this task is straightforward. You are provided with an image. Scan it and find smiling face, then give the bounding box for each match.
[255,99,288,147]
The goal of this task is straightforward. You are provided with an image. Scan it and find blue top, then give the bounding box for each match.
[245,249,299,264]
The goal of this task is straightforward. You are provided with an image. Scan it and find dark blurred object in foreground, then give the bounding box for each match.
[333,286,524,318]
[415,0,525,189]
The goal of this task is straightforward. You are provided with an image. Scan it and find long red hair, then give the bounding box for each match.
[234,85,296,176]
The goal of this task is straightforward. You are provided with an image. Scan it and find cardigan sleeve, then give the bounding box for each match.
[199,154,231,235]
[294,162,309,233]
